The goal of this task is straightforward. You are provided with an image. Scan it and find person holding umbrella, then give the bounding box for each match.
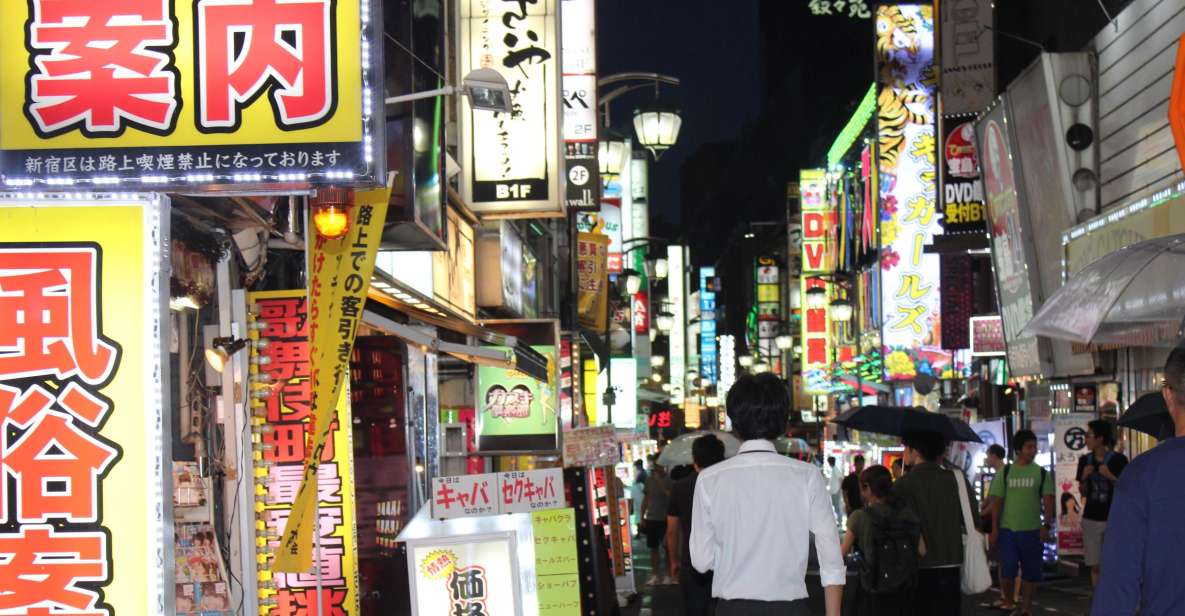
[1092,344,1185,616]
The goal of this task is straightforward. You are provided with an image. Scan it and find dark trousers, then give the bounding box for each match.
[716,598,811,616]
[855,588,913,616]
[681,569,714,616]
[911,568,961,616]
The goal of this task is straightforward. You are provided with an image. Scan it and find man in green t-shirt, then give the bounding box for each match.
[988,430,1056,616]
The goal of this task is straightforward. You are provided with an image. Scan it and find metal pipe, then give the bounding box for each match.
[385,86,456,106]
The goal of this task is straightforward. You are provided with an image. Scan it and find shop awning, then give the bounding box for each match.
[362,309,550,383]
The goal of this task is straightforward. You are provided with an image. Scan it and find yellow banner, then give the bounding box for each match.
[0,197,167,614]
[576,232,609,332]
[274,185,390,571]
[248,290,358,613]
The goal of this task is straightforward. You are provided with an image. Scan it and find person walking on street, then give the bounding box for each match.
[893,429,980,616]
[891,458,904,481]
[1076,419,1127,589]
[979,444,1017,610]
[827,456,843,523]
[843,454,866,515]
[1091,344,1185,616]
[841,465,924,616]
[691,374,845,616]
[988,430,1055,616]
[667,434,726,616]
[641,457,672,585]
[633,458,648,538]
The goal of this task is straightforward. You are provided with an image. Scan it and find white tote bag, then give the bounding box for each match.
[953,469,992,594]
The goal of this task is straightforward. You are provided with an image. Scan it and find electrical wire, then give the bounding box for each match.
[383,31,448,83]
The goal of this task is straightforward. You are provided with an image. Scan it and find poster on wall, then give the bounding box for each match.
[459,0,562,214]
[1053,413,1092,556]
[408,533,522,616]
[977,97,1051,378]
[940,122,988,235]
[0,195,169,615]
[0,0,384,189]
[249,290,360,613]
[477,346,558,452]
[876,4,951,382]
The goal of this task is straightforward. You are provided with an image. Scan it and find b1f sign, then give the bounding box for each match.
[459,0,563,214]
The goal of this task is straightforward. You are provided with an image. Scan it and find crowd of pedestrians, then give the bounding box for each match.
[631,344,1185,616]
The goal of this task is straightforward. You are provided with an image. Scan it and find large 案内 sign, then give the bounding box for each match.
[476,346,558,452]
[249,291,360,614]
[0,0,383,189]
[561,0,599,211]
[977,99,1050,378]
[459,0,562,214]
[800,169,832,394]
[876,5,951,382]
[941,122,988,235]
[0,195,169,615]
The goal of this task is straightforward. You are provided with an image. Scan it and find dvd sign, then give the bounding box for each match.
[941,122,987,235]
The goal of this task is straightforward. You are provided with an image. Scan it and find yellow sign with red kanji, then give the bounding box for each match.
[800,168,832,394]
[0,0,382,189]
[0,196,168,615]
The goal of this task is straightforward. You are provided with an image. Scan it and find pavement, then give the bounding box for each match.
[620,540,1095,616]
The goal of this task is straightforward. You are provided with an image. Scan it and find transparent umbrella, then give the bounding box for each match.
[1022,234,1185,346]
[656,430,741,467]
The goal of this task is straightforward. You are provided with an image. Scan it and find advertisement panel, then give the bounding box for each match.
[940,122,988,235]
[939,0,995,115]
[432,207,477,320]
[699,267,718,385]
[800,169,832,393]
[249,290,359,614]
[668,246,687,404]
[459,0,562,214]
[476,346,558,452]
[409,533,521,615]
[970,316,1006,356]
[1054,413,1092,556]
[597,357,638,430]
[876,4,951,382]
[755,258,781,366]
[718,335,737,400]
[561,0,599,211]
[0,0,383,189]
[977,99,1051,377]
[576,233,609,332]
[0,195,169,615]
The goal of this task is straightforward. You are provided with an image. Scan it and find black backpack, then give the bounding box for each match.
[858,505,921,595]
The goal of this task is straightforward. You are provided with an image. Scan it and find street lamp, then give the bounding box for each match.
[622,268,643,295]
[656,311,675,333]
[805,287,828,310]
[598,129,629,179]
[653,258,669,279]
[633,100,682,160]
[650,355,666,368]
[738,354,754,368]
[775,334,794,351]
[753,362,771,374]
[830,299,854,322]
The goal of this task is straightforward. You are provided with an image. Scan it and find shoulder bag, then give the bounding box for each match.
[952,469,991,594]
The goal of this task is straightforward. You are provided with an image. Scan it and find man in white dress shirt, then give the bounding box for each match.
[690,373,845,616]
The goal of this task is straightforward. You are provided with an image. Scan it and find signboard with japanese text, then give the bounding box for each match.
[576,233,609,332]
[800,169,832,394]
[876,5,952,382]
[431,470,564,518]
[938,0,994,115]
[699,267,718,385]
[476,346,559,453]
[561,425,621,468]
[499,469,564,514]
[561,0,599,211]
[248,290,360,615]
[977,99,1051,377]
[577,178,625,273]
[668,245,687,404]
[532,508,581,615]
[940,122,988,235]
[597,357,638,430]
[807,0,872,18]
[409,533,522,616]
[754,258,781,366]
[0,195,169,615]
[1053,413,1092,556]
[0,0,384,190]
[275,185,390,572]
[970,316,1006,356]
[459,0,562,214]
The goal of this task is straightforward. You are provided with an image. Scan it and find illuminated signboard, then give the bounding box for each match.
[800,169,832,394]
[0,0,383,189]
[409,533,522,615]
[699,267,717,385]
[755,258,781,368]
[248,290,359,614]
[597,357,638,430]
[0,195,168,615]
[561,0,600,210]
[875,4,951,381]
[459,0,562,214]
[718,335,737,398]
[476,346,559,452]
[668,246,687,404]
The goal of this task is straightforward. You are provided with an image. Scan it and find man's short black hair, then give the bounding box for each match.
[1166,341,1185,396]
[1012,429,1038,453]
[827,456,836,465]
[987,444,1007,460]
[692,434,726,469]
[1087,419,1116,447]
[854,454,866,466]
[726,373,790,440]
[902,430,948,462]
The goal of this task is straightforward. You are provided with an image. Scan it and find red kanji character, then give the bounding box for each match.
[27,0,178,135]
[264,422,306,464]
[197,0,334,130]
[266,377,312,423]
[435,483,458,510]
[0,526,108,613]
[0,250,118,385]
[4,410,118,523]
[269,588,348,616]
[257,297,307,338]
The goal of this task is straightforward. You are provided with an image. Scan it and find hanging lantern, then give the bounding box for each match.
[598,129,628,178]
[633,100,682,159]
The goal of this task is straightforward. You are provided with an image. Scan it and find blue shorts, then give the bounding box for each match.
[998,528,1043,582]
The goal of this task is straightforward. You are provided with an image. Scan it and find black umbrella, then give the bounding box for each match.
[1119,392,1176,440]
[833,405,983,443]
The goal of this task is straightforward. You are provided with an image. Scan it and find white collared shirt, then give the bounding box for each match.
[690,439,846,600]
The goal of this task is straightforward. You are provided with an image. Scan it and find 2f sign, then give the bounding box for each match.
[496,183,534,199]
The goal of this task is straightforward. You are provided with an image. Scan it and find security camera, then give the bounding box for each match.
[461,68,512,114]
